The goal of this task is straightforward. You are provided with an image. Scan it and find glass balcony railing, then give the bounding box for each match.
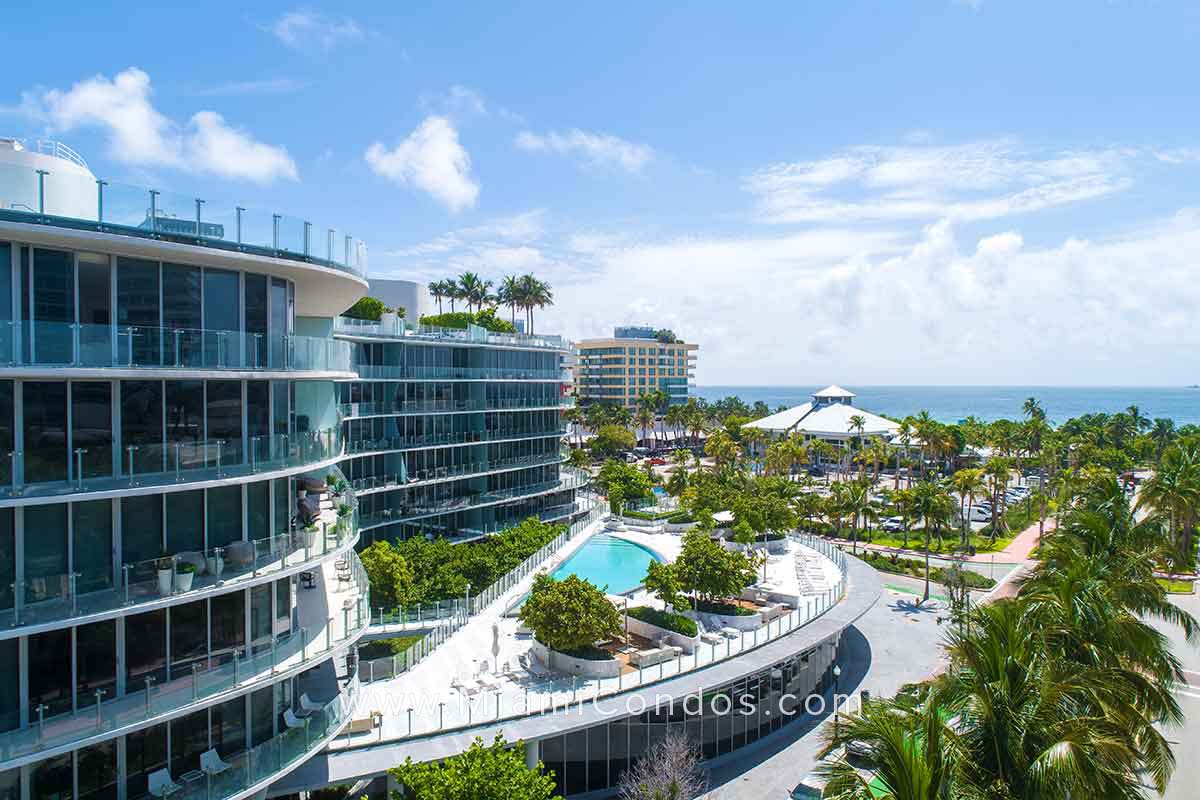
[145,674,361,800]
[0,321,352,372]
[337,397,572,418]
[0,427,342,501]
[343,427,567,456]
[0,159,367,278]
[4,511,358,630]
[333,316,566,350]
[352,364,566,381]
[357,468,588,529]
[348,453,566,494]
[0,553,369,767]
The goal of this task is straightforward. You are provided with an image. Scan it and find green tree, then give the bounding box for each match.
[643,560,686,610]
[390,733,558,800]
[343,296,390,321]
[673,530,755,606]
[591,425,637,459]
[358,540,415,608]
[595,458,652,505]
[519,573,621,652]
[567,447,591,469]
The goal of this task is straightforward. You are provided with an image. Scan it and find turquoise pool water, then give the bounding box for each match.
[551,534,662,594]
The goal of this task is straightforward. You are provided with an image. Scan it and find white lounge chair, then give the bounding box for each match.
[148,769,180,798]
[200,749,230,776]
[283,708,307,729]
[299,693,323,714]
[478,673,502,690]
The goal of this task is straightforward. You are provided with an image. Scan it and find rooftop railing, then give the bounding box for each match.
[333,316,566,351]
[0,160,367,278]
[337,397,571,418]
[0,322,352,372]
[351,364,566,381]
[0,427,342,502]
[343,427,566,457]
[347,453,566,495]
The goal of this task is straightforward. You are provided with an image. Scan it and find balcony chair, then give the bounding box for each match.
[199,749,230,776]
[147,769,181,798]
[299,693,323,714]
[284,708,308,728]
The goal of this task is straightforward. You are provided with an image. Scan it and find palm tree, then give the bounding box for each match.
[1138,441,1200,567]
[897,420,913,489]
[950,468,985,548]
[910,480,953,602]
[429,279,448,314]
[1126,404,1150,433]
[982,457,1012,544]
[1022,396,1046,422]
[635,402,654,449]
[1150,418,1177,462]
[497,274,521,325]
[844,478,874,553]
[456,272,485,313]
[517,274,553,333]
[848,415,867,480]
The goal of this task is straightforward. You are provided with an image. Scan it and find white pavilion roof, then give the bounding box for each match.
[812,384,856,399]
[744,398,898,439]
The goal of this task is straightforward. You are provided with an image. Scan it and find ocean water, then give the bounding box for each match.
[694,386,1200,427]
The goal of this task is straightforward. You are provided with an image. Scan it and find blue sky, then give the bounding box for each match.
[4,2,1200,385]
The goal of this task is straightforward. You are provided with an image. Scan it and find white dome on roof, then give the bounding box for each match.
[813,384,856,398]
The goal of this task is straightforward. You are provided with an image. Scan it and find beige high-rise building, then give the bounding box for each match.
[573,325,698,408]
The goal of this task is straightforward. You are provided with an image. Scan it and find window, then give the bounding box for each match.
[116,257,160,365]
[206,381,242,466]
[0,510,11,612]
[28,627,72,715]
[203,269,239,366]
[120,494,163,566]
[77,254,111,366]
[30,248,74,363]
[169,600,207,676]
[162,264,202,366]
[125,610,167,686]
[73,500,112,593]
[23,381,68,483]
[121,381,163,475]
[165,381,204,468]
[245,273,267,367]
[75,619,116,709]
[72,382,113,479]
[210,590,244,658]
[207,485,242,548]
[24,503,68,603]
[165,490,204,553]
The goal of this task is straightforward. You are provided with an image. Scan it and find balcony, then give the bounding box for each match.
[0,552,370,769]
[0,322,353,373]
[358,468,589,530]
[2,505,358,636]
[348,453,566,495]
[151,674,361,800]
[0,427,342,503]
[343,427,566,457]
[333,316,566,351]
[0,157,367,278]
[337,396,572,418]
[351,364,566,381]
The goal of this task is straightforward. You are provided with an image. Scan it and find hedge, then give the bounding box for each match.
[859,550,995,589]
[627,605,699,637]
[689,598,756,616]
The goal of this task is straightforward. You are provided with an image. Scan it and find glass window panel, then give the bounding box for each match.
[125,609,167,686]
[250,686,273,747]
[248,480,269,542]
[250,583,271,653]
[206,380,242,466]
[76,255,111,365]
[75,619,116,708]
[247,381,269,464]
[169,600,207,678]
[586,723,608,791]
[0,769,16,800]
[162,264,202,366]
[0,639,18,733]
[210,590,244,657]
[116,257,160,365]
[72,382,112,479]
[562,729,587,796]
[31,248,74,363]
[121,380,163,475]
[539,736,564,799]
[73,500,112,594]
[24,503,68,603]
[206,485,242,548]
[0,509,12,611]
[30,752,73,800]
[0,381,12,487]
[23,381,68,484]
[120,494,162,566]
[125,722,167,800]
[0,242,9,324]
[275,577,290,622]
[273,477,290,536]
[212,696,246,758]
[245,273,267,368]
[165,380,204,473]
[269,279,288,368]
[203,269,239,366]
[29,627,72,715]
[76,741,117,800]
[165,490,204,553]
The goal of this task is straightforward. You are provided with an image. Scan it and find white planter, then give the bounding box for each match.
[156,568,173,596]
[623,612,700,654]
[531,640,621,679]
[174,571,194,592]
[206,556,224,577]
[381,311,399,331]
[684,608,762,631]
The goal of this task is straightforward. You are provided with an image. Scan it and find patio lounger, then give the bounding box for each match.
[719,627,742,639]
[299,693,323,714]
[148,769,181,798]
[283,709,307,729]
[200,749,230,776]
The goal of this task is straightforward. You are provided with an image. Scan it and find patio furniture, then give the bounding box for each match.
[300,571,316,590]
[284,709,307,728]
[147,769,181,798]
[345,710,382,734]
[719,627,742,639]
[199,749,230,776]
[224,541,254,569]
[300,693,323,714]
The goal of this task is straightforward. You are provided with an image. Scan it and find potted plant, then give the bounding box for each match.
[155,553,174,596]
[175,561,197,592]
[303,523,319,548]
[337,503,353,534]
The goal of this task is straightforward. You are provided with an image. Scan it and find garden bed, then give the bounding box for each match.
[357,635,423,661]
[627,605,699,637]
[859,550,995,589]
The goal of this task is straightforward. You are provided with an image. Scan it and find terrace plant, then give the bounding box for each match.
[672,529,755,609]
[519,572,621,655]
[391,733,556,800]
[643,560,686,610]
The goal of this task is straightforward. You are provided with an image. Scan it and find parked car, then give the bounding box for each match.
[808,466,826,477]
[648,457,666,466]
[881,516,904,532]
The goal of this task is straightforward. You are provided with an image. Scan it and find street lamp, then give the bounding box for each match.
[832,663,842,739]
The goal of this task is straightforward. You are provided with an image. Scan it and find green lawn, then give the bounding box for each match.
[852,529,1015,555]
[1157,578,1196,594]
[357,635,424,661]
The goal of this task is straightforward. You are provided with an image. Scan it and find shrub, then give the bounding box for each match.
[673,529,756,604]
[519,573,621,653]
[419,309,515,333]
[390,733,558,800]
[176,562,196,574]
[627,605,699,636]
[688,598,755,616]
[357,635,423,661]
[344,296,398,321]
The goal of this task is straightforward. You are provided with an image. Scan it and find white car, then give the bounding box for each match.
[881,516,905,532]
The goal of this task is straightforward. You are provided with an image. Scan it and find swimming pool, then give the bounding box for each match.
[551,533,662,594]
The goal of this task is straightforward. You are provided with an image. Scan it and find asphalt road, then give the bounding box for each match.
[1158,589,1200,800]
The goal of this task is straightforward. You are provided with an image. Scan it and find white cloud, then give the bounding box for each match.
[19,68,297,182]
[265,10,362,50]
[365,116,480,212]
[515,128,653,173]
[745,140,1134,224]
[191,78,307,97]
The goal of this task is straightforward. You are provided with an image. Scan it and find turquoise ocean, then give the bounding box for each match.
[693,386,1200,427]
